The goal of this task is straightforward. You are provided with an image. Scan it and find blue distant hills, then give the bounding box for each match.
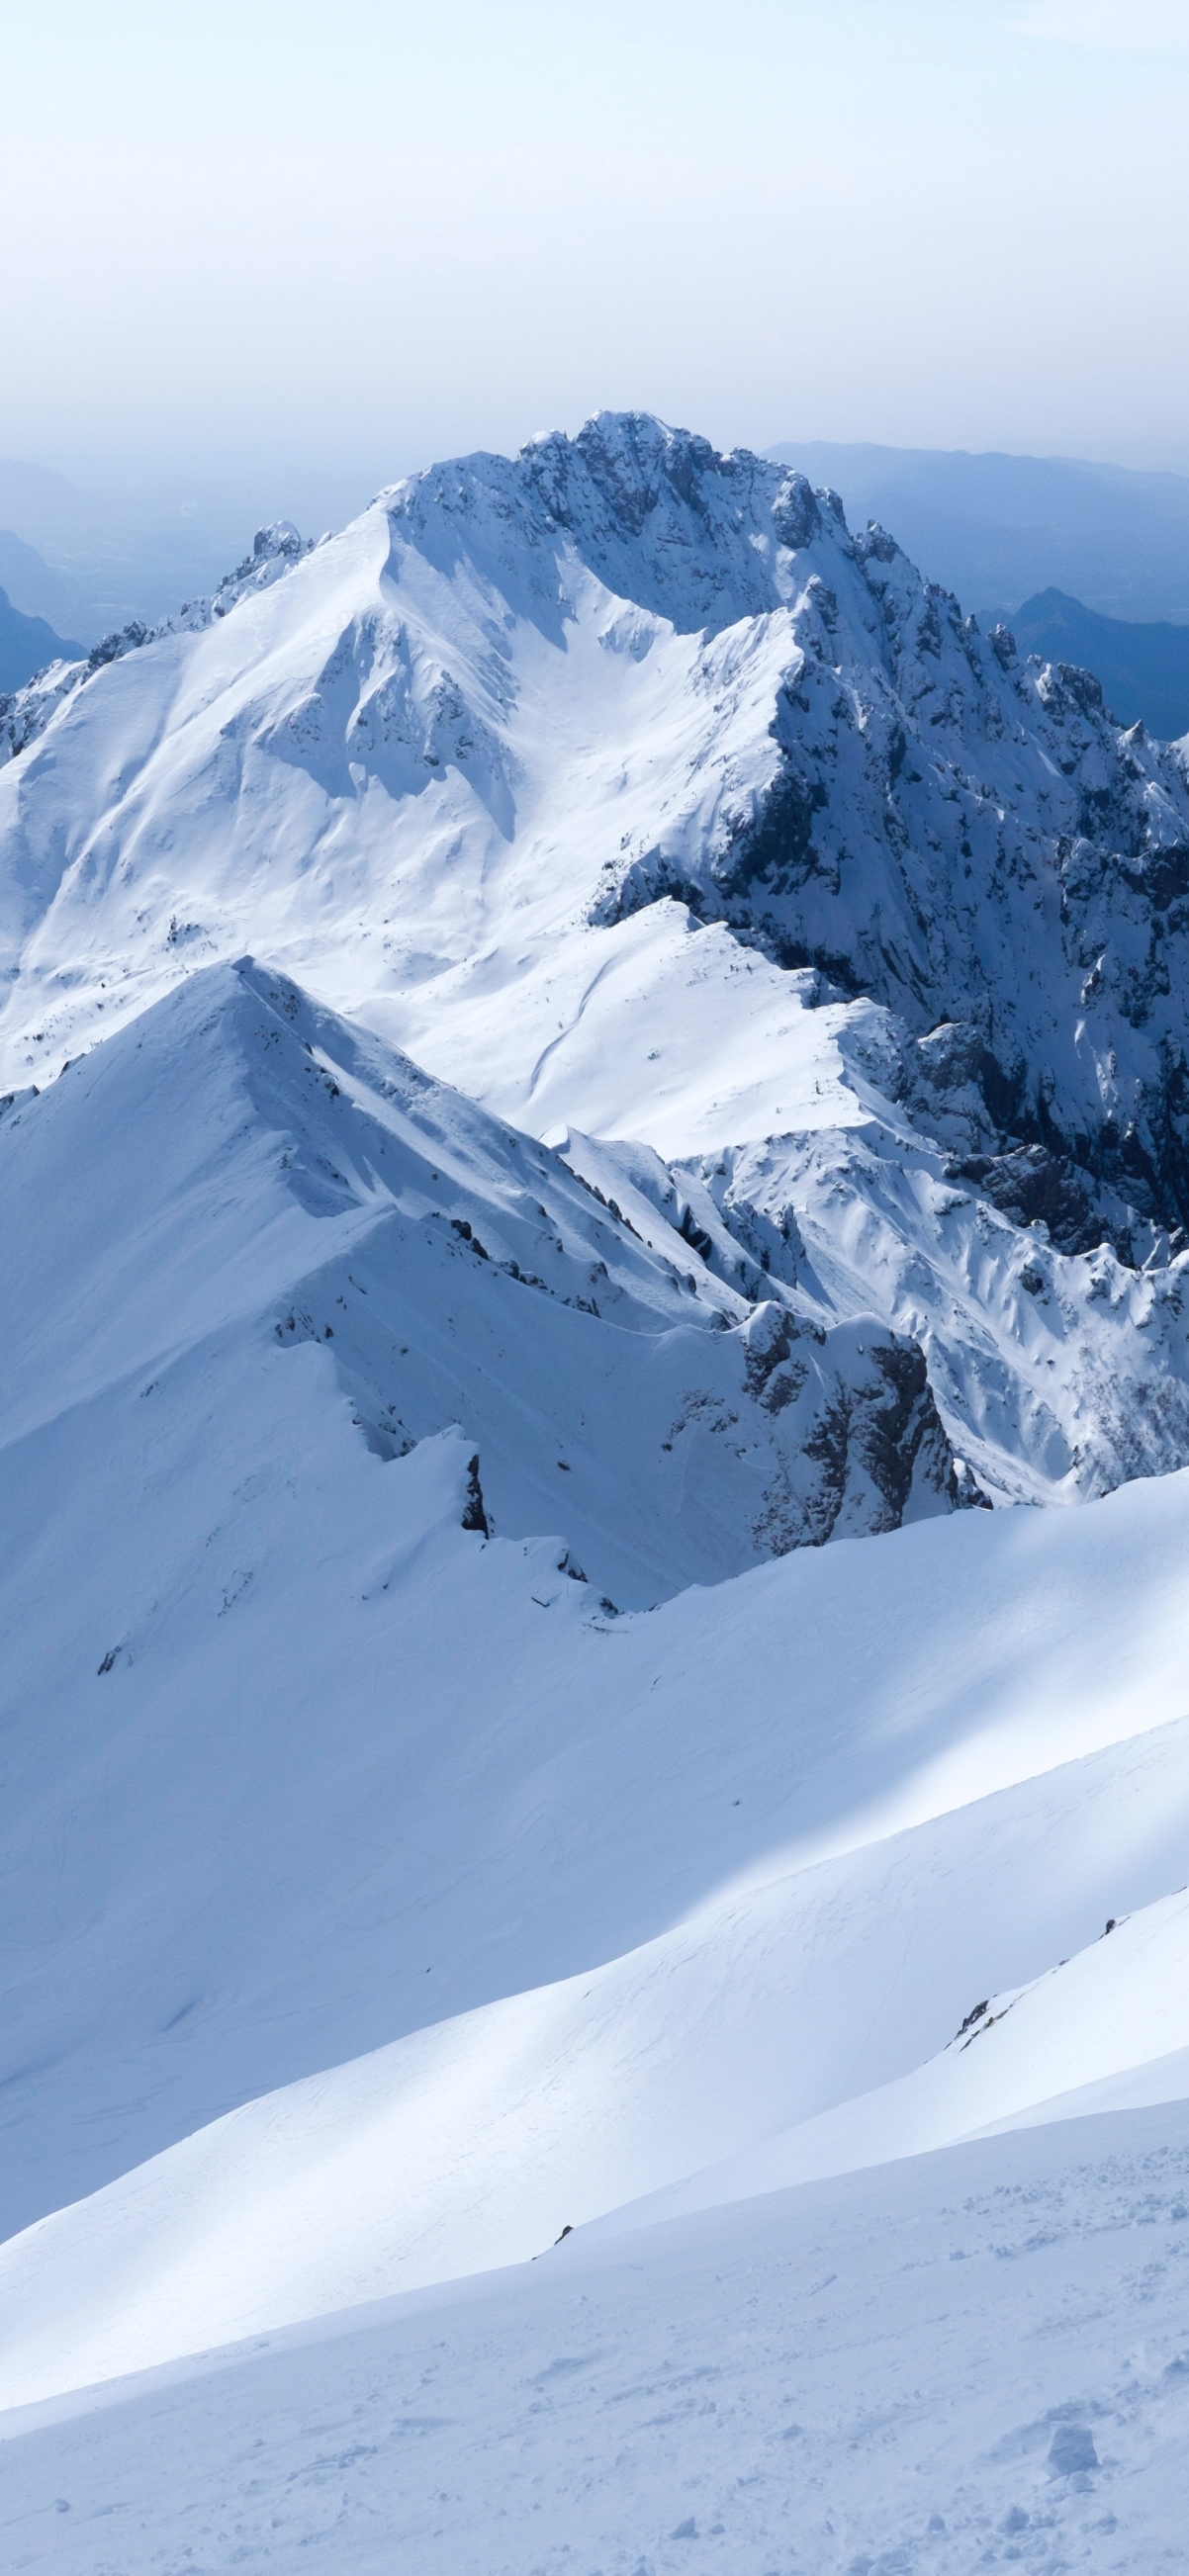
[0,585,80,693]
[768,440,1189,626]
[1006,589,1189,743]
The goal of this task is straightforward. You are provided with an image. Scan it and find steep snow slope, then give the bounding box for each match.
[11,978,1189,2390]
[0,955,961,2236]
[8,966,1189,2346]
[4,415,1189,1520]
[596,1889,1189,2240]
[10,968,1189,2384]
[0,518,314,763]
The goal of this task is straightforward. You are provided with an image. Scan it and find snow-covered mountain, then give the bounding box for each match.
[4,417,1189,2561]
[4,412,1189,1520]
[6,412,1189,1239]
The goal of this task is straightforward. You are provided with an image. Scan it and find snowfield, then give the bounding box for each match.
[5,2109,1189,2576]
[2,416,1189,2563]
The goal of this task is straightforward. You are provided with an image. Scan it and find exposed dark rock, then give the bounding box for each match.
[461,1455,489,1536]
[952,1144,1103,1258]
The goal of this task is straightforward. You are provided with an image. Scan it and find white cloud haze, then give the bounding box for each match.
[1022,0,1189,45]
[0,0,1186,499]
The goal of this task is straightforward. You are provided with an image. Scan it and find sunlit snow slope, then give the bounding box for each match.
[0,957,957,2239]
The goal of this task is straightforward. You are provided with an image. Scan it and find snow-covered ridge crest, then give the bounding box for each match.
[0,520,316,767]
[379,409,841,638]
[0,949,967,2236]
[0,954,959,1603]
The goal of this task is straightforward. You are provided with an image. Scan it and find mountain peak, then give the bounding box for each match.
[378,409,839,637]
[6,411,1189,1527]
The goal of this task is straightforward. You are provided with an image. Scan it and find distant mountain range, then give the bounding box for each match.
[1007,586,1189,742]
[0,453,371,647]
[0,583,79,693]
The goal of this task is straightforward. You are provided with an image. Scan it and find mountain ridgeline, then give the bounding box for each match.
[1008,587,1189,746]
[5,413,1189,1269]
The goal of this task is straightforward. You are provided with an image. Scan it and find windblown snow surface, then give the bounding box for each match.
[3,418,1189,2572]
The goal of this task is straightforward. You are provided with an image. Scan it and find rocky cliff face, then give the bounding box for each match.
[563,422,1189,1253]
[380,408,1189,1251]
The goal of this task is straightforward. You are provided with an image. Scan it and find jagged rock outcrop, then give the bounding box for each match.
[570,427,1189,1244]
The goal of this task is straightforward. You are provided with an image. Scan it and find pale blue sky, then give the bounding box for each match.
[4,0,1187,488]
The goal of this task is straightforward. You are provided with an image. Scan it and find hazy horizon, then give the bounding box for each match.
[3,0,1187,515]
[12,424,1189,507]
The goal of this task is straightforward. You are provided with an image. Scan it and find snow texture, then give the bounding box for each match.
[3,2112,1189,2574]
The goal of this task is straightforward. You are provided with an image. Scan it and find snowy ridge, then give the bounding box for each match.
[0,959,960,2238]
[0,956,956,1602]
[0,520,316,766]
[7,977,1189,2405]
